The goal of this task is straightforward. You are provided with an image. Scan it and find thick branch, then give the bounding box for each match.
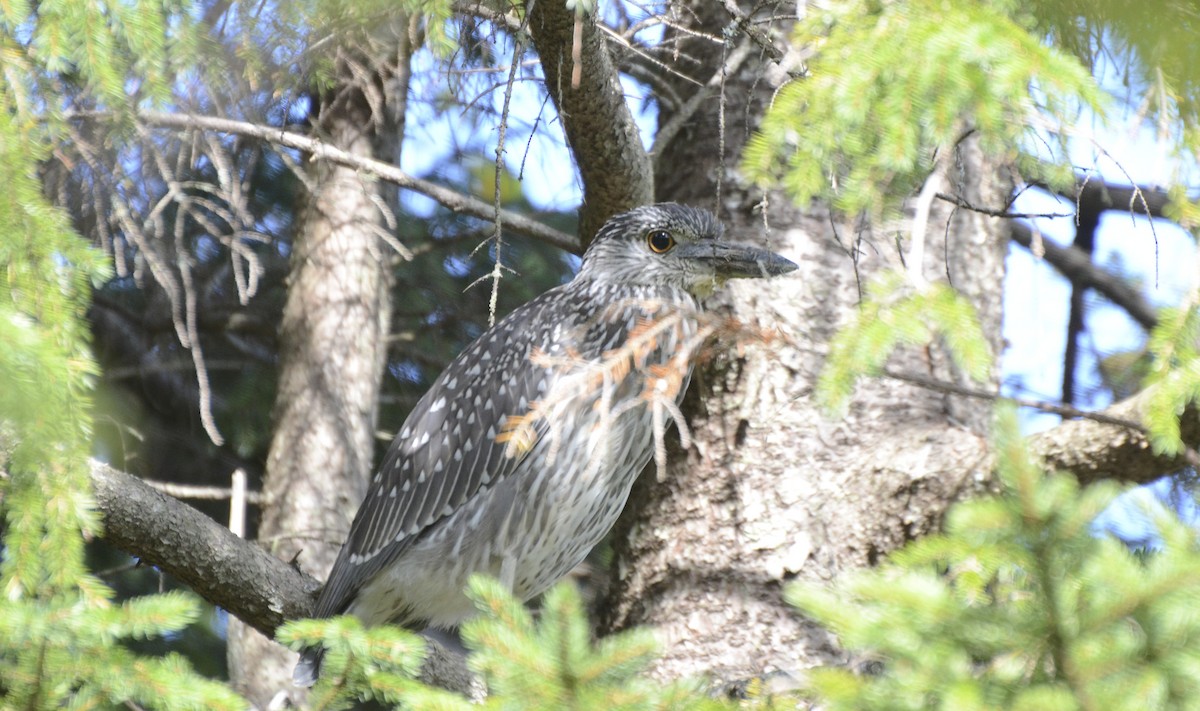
[1028,390,1200,486]
[126,111,580,253]
[89,461,475,694]
[1010,222,1159,331]
[884,370,1197,485]
[90,460,318,636]
[524,2,653,241]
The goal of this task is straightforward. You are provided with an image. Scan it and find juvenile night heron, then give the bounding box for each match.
[295,203,796,685]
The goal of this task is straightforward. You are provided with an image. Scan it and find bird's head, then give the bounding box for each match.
[577,203,798,296]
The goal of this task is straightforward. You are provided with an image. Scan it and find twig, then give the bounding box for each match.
[719,0,784,65]
[77,110,579,253]
[652,41,752,165]
[140,478,266,504]
[485,31,526,327]
[882,368,1146,430]
[935,192,1073,220]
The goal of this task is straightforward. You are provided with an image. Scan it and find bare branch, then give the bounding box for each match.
[1028,389,1200,486]
[120,111,580,253]
[883,369,1145,429]
[140,477,266,504]
[90,460,317,637]
[936,192,1073,219]
[1010,222,1160,331]
[651,41,753,166]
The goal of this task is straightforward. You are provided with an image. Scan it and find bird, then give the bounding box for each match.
[294,202,797,685]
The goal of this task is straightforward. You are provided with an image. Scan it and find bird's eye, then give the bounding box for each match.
[646,229,675,254]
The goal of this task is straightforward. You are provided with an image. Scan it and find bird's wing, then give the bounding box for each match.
[313,293,566,619]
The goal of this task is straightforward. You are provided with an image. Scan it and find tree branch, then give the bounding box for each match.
[883,368,1144,429]
[524,0,653,241]
[1010,222,1160,331]
[1028,389,1200,486]
[123,111,580,254]
[1065,178,1173,219]
[91,460,318,636]
[939,188,1163,332]
[883,370,1198,485]
[89,460,476,694]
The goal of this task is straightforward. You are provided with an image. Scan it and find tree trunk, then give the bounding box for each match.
[226,35,410,704]
[600,11,1013,683]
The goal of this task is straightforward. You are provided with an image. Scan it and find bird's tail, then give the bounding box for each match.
[293,647,324,687]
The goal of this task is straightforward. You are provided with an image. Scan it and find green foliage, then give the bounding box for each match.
[0,29,244,710]
[1142,303,1200,456]
[277,617,429,709]
[274,0,457,93]
[743,0,1104,217]
[458,576,718,710]
[818,270,992,414]
[789,407,1200,711]
[1029,0,1200,129]
[0,0,175,114]
[282,578,745,710]
[1,591,244,710]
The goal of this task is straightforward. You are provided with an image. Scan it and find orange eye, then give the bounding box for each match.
[646,229,675,254]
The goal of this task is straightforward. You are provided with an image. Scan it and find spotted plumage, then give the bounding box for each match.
[295,203,796,685]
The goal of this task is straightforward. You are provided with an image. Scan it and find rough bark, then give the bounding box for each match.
[225,38,406,705]
[92,461,321,634]
[524,0,654,241]
[1029,390,1200,485]
[84,386,1196,640]
[598,9,1012,683]
[90,461,477,696]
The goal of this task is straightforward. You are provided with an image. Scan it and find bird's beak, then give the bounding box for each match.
[675,241,798,279]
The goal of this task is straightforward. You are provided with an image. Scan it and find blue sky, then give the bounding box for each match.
[1007,56,1199,541]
